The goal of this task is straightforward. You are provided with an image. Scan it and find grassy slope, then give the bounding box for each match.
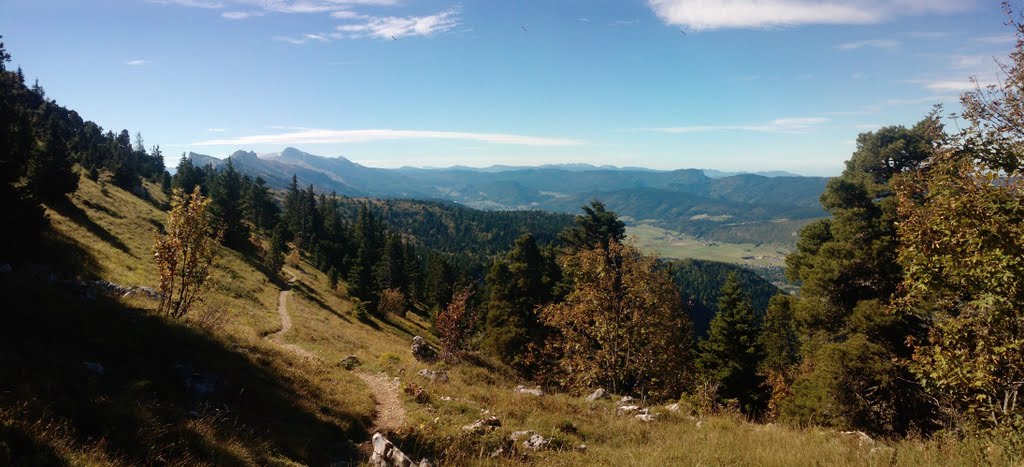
[1,175,1016,466]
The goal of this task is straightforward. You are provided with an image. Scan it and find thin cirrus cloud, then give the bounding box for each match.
[639,117,830,135]
[836,39,900,50]
[153,0,455,41]
[125,59,150,66]
[646,0,975,31]
[191,128,586,147]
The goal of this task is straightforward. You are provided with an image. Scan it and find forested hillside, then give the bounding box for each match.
[187,147,827,247]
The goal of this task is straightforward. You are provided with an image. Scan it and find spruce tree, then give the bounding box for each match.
[697,272,765,415]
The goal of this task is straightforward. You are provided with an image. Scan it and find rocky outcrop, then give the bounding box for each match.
[411,336,437,363]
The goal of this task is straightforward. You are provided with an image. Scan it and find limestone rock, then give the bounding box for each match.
[418,369,448,383]
[509,430,536,442]
[370,432,421,467]
[616,404,641,415]
[635,408,656,422]
[514,385,544,396]
[522,433,550,451]
[665,402,681,412]
[411,336,438,363]
[462,416,501,433]
[585,388,608,402]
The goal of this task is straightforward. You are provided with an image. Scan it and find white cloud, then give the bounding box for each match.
[192,128,586,147]
[646,0,974,31]
[222,10,261,19]
[578,18,592,23]
[921,79,982,92]
[125,59,150,66]
[333,9,460,40]
[836,39,900,50]
[208,128,227,132]
[641,117,830,135]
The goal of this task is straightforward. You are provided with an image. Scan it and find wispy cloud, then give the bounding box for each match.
[578,18,592,23]
[907,31,948,39]
[836,39,900,50]
[222,10,261,20]
[125,59,150,66]
[639,117,830,135]
[975,33,1017,44]
[647,0,974,31]
[207,128,227,132]
[333,8,460,40]
[192,128,586,147]
[611,19,640,27]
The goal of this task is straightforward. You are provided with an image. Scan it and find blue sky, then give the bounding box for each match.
[0,0,1013,175]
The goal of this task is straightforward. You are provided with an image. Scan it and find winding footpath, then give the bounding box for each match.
[266,272,406,435]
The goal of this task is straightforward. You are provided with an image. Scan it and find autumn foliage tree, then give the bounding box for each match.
[154,187,218,318]
[540,241,693,400]
[435,287,476,362]
[890,6,1024,431]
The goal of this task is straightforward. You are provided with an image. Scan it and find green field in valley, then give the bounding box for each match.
[627,222,790,268]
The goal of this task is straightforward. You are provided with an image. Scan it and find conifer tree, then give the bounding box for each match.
[209,158,248,249]
[697,273,765,415]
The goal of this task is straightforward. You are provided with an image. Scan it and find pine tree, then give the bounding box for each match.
[559,199,626,252]
[697,273,765,415]
[209,158,248,249]
[483,234,556,375]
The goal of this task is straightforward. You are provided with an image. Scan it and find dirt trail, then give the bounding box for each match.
[267,275,318,361]
[356,372,407,434]
[267,272,407,434]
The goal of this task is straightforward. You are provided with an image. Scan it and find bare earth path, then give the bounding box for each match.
[355,372,407,433]
[266,272,406,434]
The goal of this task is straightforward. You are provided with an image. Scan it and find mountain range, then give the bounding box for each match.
[187,148,829,245]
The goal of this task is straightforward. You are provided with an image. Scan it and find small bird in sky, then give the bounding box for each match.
[680,29,686,36]
[392,35,397,41]
[521,25,528,32]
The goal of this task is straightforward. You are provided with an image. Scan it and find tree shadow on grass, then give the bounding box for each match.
[49,199,133,256]
[0,278,371,465]
[292,281,351,323]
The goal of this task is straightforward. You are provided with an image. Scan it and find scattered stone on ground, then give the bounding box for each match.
[522,433,550,451]
[635,408,656,422]
[463,416,502,433]
[585,388,608,402]
[619,396,636,404]
[665,402,681,412]
[616,404,641,415]
[370,432,432,467]
[418,368,448,383]
[340,355,362,370]
[509,430,536,442]
[514,385,545,396]
[411,336,438,363]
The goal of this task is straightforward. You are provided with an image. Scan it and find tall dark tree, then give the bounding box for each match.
[783,118,942,435]
[482,234,556,375]
[559,199,626,252]
[209,158,248,249]
[697,273,765,415]
[243,176,279,232]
